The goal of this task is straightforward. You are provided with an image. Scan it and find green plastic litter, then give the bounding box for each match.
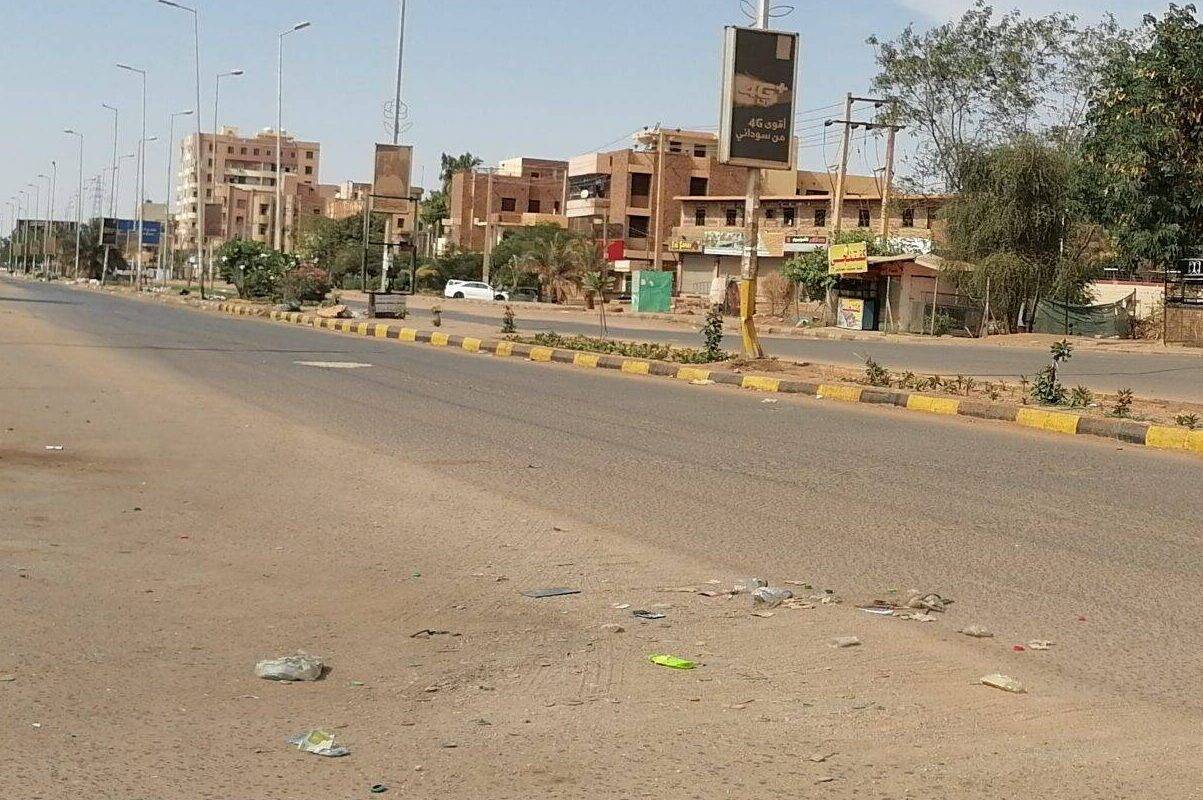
[649,654,696,670]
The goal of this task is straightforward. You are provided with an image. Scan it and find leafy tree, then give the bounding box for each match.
[439,152,483,194]
[414,247,483,291]
[1079,5,1203,268]
[419,189,448,233]
[53,220,123,280]
[519,234,581,303]
[490,224,578,294]
[296,213,383,288]
[867,2,1123,191]
[215,239,297,299]
[942,136,1097,330]
[782,229,890,301]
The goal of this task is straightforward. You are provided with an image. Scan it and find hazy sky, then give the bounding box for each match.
[2,0,1147,223]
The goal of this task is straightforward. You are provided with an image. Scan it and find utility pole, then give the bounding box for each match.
[878,123,902,241]
[827,95,892,235]
[652,126,665,272]
[482,169,495,283]
[381,0,407,293]
[830,93,853,235]
[735,0,771,359]
[276,21,312,253]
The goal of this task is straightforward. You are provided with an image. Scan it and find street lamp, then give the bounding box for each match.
[26,182,40,275]
[15,190,27,272]
[276,21,311,251]
[101,104,119,219]
[157,0,205,296]
[37,169,54,278]
[63,129,85,279]
[162,109,194,281]
[116,63,148,287]
[214,68,244,133]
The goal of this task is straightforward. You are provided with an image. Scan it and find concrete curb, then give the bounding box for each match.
[199,299,1198,458]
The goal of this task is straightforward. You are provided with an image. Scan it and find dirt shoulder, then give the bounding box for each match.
[1,282,1199,798]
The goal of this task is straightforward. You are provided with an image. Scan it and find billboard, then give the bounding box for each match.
[373,143,413,213]
[718,26,799,170]
[101,218,163,246]
[828,241,868,275]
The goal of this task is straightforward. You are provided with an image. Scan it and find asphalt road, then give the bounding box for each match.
[385,300,1203,401]
[5,278,1201,716]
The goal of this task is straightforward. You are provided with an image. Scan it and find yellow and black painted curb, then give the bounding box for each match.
[212,300,1202,458]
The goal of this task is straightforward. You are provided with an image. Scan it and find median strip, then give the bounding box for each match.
[195,299,1203,458]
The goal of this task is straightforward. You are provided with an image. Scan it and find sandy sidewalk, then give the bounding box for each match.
[1,294,1198,798]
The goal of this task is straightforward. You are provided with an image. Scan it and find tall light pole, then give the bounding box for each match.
[4,201,14,271]
[391,0,407,146]
[102,104,119,218]
[135,136,157,282]
[64,129,85,279]
[26,183,40,275]
[116,63,147,287]
[158,0,205,296]
[276,21,311,251]
[38,169,54,278]
[214,68,244,133]
[16,190,27,272]
[162,109,194,280]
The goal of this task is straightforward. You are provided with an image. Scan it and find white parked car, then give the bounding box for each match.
[444,280,508,301]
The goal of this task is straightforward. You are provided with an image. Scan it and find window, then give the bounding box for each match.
[694,207,706,226]
[240,147,247,155]
[668,140,682,153]
[813,208,826,227]
[253,148,260,156]
[227,146,233,154]
[858,207,871,227]
[207,158,213,167]
[629,173,651,203]
[304,166,313,175]
[258,224,267,235]
[500,197,517,212]
[205,188,211,199]
[531,171,540,178]
[627,215,651,238]
[783,206,796,226]
[693,145,708,157]
[289,151,295,159]
[765,209,776,220]
[260,204,269,215]
[527,199,541,213]
[902,207,915,227]
[207,142,213,152]
[235,216,244,226]
[926,207,937,229]
[553,200,561,213]
[725,208,738,226]
[306,151,314,160]
[236,199,246,209]
[266,149,273,157]
[688,176,708,196]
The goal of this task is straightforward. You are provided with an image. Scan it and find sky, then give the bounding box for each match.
[1,0,1150,224]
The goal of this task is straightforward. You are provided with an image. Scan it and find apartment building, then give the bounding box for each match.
[670,173,946,295]
[445,157,568,252]
[566,128,759,291]
[173,126,321,255]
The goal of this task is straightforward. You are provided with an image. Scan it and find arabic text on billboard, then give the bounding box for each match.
[828,241,868,275]
[719,26,799,170]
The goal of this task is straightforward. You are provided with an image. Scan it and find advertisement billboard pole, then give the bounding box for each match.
[719,1,797,358]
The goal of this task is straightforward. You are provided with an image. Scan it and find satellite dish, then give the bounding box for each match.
[579,189,589,200]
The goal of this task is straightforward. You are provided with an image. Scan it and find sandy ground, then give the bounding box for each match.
[1,295,1200,799]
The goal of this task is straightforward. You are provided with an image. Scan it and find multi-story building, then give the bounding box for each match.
[444,157,569,253]
[173,126,321,255]
[669,173,947,295]
[566,128,761,292]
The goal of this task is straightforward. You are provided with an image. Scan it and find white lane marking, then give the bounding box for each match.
[293,361,373,369]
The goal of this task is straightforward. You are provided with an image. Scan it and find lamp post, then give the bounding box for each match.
[157,0,205,296]
[162,110,194,281]
[16,190,27,272]
[276,21,311,251]
[116,63,147,287]
[63,129,85,279]
[4,200,13,271]
[135,135,157,284]
[26,183,40,275]
[214,68,244,133]
[102,104,119,218]
[38,169,54,278]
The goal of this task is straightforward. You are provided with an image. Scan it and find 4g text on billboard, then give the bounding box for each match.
[719,26,800,170]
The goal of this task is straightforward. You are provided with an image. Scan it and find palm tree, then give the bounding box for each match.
[581,270,612,336]
[439,152,484,195]
[520,234,580,304]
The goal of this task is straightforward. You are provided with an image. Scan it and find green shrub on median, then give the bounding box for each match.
[514,331,730,364]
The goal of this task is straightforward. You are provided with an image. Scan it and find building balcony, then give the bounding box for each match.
[566,196,611,218]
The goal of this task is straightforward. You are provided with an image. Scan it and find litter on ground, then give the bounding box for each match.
[960,625,994,638]
[521,587,581,598]
[632,610,666,620]
[980,673,1026,694]
[649,654,697,670]
[255,653,324,682]
[287,729,350,757]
